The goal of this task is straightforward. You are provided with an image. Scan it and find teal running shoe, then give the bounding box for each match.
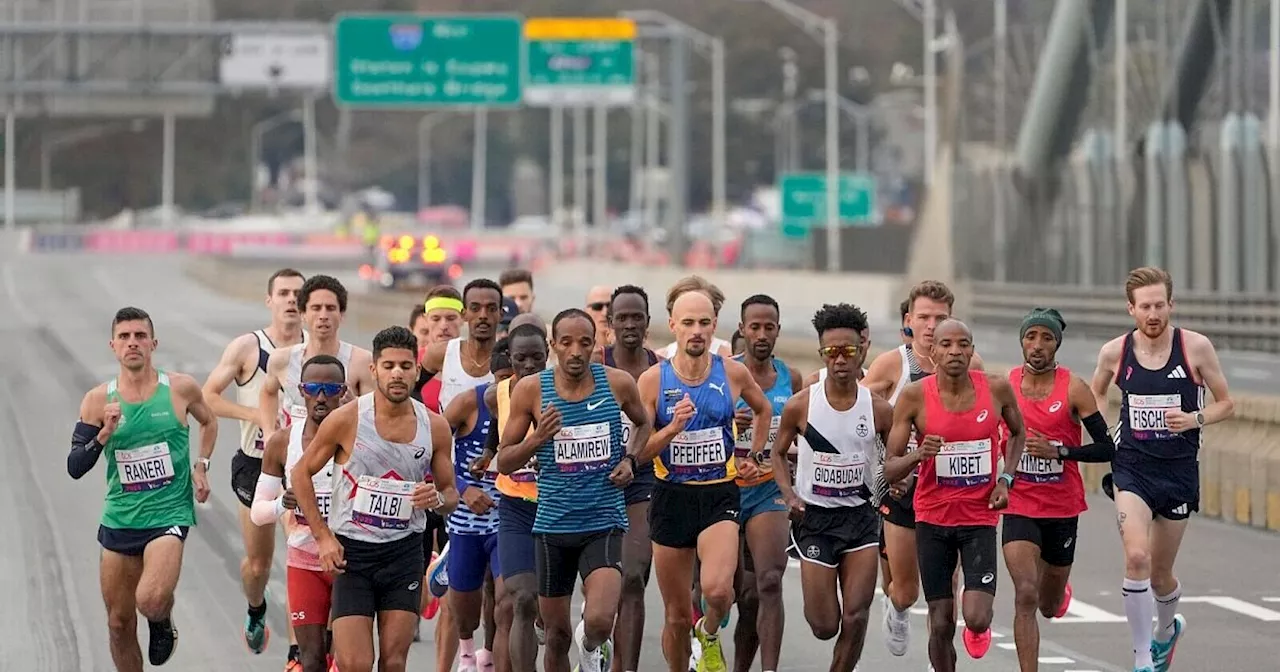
[699,596,730,630]
[1151,614,1185,672]
[243,608,269,654]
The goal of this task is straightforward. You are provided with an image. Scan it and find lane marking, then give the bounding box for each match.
[1261,597,1280,602]
[1,262,35,326]
[1040,656,1077,663]
[1050,598,1127,624]
[997,642,1017,650]
[90,265,232,351]
[1180,596,1280,621]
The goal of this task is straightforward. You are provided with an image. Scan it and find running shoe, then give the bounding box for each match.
[692,617,726,672]
[962,627,992,659]
[572,619,613,672]
[457,650,478,672]
[284,660,302,672]
[881,593,910,656]
[147,618,179,666]
[1150,614,1185,672]
[428,542,450,599]
[535,617,546,645]
[327,653,340,672]
[699,596,731,630]
[244,607,270,654]
[476,647,495,671]
[1054,582,1074,619]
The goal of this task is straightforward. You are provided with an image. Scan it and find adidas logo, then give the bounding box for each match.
[1167,365,1188,379]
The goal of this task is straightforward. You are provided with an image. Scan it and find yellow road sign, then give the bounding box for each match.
[523,17,637,41]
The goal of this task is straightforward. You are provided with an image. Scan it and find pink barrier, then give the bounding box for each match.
[186,231,292,254]
[84,230,180,252]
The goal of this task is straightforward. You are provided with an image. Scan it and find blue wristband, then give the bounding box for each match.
[998,473,1015,487]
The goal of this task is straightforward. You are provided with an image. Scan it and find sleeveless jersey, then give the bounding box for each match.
[913,371,1003,527]
[101,372,196,529]
[1006,367,1087,519]
[532,364,627,534]
[284,419,333,571]
[732,356,792,487]
[283,341,354,422]
[796,381,879,508]
[236,329,301,458]
[604,346,659,476]
[328,394,435,543]
[1115,328,1204,460]
[494,377,539,501]
[448,385,500,535]
[653,356,737,485]
[439,338,494,413]
[873,345,930,506]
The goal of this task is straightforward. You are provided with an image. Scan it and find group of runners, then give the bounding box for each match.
[69,262,1232,672]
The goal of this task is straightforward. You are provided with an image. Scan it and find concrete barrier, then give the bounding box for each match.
[186,255,1280,533]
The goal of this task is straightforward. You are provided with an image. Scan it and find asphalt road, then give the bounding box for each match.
[2,250,1278,671]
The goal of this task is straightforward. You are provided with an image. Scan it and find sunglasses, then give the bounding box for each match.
[818,345,861,359]
[300,382,346,398]
[587,302,609,312]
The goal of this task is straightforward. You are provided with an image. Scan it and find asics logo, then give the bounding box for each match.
[1048,401,1063,413]
[586,399,605,411]
[976,410,989,423]
[981,572,995,585]
[407,581,420,591]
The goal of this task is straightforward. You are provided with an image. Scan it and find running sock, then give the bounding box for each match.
[459,637,476,657]
[287,644,300,662]
[247,601,267,622]
[1154,581,1183,641]
[148,617,173,630]
[1122,578,1156,668]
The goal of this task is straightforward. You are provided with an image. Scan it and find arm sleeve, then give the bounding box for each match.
[68,422,105,479]
[1062,412,1116,463]
[249,474,286,526]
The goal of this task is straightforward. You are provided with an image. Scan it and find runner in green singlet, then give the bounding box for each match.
[68,307,218,671]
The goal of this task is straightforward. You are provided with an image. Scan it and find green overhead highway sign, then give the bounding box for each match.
[523,18,637,106]
[333,14,523,108]
[779,172,878,238]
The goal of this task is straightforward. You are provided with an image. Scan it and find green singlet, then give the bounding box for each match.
[100,371,196,530]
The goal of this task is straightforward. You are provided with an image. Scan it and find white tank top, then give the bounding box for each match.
[887,344,918,405]
[284,419,333,570]
[282,341,354,422]
[660,337,730,359]
[796,381,878,508]
[327,394,436,543]
[438,338,493,413]
[235,330,278,459]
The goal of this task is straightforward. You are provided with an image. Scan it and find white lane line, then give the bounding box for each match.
[1,262,34,326]
[1263,597,1280,602]
[997,642,1017,650]
[1040,656,1077,664]
[90,266,233,351]
[1180,596,1280,621]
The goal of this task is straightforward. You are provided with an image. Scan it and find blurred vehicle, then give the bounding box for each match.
[359,232,464,291]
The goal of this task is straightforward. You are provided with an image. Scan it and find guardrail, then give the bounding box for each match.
[970,281,1280,354]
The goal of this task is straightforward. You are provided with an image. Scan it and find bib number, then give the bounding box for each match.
[810,452,865,499]
[734,416,780,471]
[1127,394,1181,440]
[553,421,613,473]
[1016,441,1064,483]
[296,488,332,526]
[935,439,993,487]
[117,442,176,493]
[667,426,728,478]
[352,476,414,530]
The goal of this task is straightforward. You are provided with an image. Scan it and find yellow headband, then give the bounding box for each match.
[424,297,464,314]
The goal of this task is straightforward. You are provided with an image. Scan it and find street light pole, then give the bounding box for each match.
[924,0,937,186]
[417,113,449,211]
[249,108,303,212]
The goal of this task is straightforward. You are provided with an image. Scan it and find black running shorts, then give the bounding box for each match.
[791,504,880,568]
[534,528,624,598]
[331,534,425,619]
[915,522,998,602]
[648,480,739,549]
[1001,514,1079,567]
[98,524,189,557]
[230,451,262,508]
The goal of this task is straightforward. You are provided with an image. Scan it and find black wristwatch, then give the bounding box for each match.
[620,454,638,470]
[1057,444,1070,460]
[750,450,767,466]
[1194,411,1206,427]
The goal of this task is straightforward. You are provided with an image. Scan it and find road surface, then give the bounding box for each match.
[1,251,1277,671]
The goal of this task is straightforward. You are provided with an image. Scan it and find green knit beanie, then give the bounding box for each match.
[1020,307,1066,342]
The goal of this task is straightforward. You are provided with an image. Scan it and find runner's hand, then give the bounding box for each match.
[281,487,297,510]
[533,404,562,443]
[467,450,494,480]
[988,482,1010,510]
[100,402,122,441]
[412,482,442,510]
[918,434,943,459]
[785,492,806,519]
[1024,430,1058,460]
[191,465,210,503]
[670,394,695,432]
[736,456,760,482]
[733,408,753,434]
[888,477,913,500]
[609,457,634,488]
[1163,410,1196,433]
[318,535,346,573]
[460,486,494,515]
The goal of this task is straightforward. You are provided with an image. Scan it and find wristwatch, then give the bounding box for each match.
[750,451,767,466]
[620,454,638,470]
[998,473,1015,489]
[194,457,211,471]
[1057,444,1070,460]
[1194,411,1206,427]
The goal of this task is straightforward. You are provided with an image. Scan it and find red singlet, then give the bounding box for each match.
[1005,367,1087,519]
[914,371,1003,527]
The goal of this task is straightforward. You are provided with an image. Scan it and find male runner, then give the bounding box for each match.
[69,307,217,671]
[443,341,511,672]
[292,326,459,672]
[202,267,305,659]
[482,320,551,671]
[586,284,615,350]
[730,331,745,356]
[498,308,652,672]
[1089,267,1232,672]
[260,274,375,437]
[772,303,891,672]
[862,280,984,656]
[884,318,1022,672]
[500,268,536,314]
[1004,308,1115,671]
[251,354,351,672]
[421,278,502,412]
[598,285,662,672]
[657,276,733,358]
[637,283,774,672]
[729,294,802,672]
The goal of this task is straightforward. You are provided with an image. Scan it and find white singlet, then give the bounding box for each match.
[438,338,494,413]
[660,337,731,359]
[328,394,436,543]
[282,341,354,422]
[796,381,879,508]
[237,329,307,459]
[887,344,924,405]
[284,419,333,571]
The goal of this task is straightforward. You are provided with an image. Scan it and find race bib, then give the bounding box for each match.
[352,475,414,530]
[295,477,332,526]
[1017,442,1065,483]
[288,403,307,421]
[620,411,634,449]
[734,416,781,470]
[1127,394,1181,439]
[116,442,176,493]
[810,452,866,498]
[667,426,728,478]
[935,439,993,487]
[553,422,612,473]
[511,426,538,482]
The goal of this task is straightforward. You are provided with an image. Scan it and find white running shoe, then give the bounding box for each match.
[882,593,911,657]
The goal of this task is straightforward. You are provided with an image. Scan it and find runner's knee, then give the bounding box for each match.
[1012,578,1040,613]
[1123,546,1151,576]
[543,619,573,653]
[664,602,694,634]
[926,604,956,640]
[754,566,784,601]
[621,562,650,597]
[134,584,172,621]
[840,603,870,639]
[510,586,538,622]
[701,579,734,613]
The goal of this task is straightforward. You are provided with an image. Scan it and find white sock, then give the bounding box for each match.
[1154,581,1182,641]
[1122,578,1156,668]
[459,637,476,658]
